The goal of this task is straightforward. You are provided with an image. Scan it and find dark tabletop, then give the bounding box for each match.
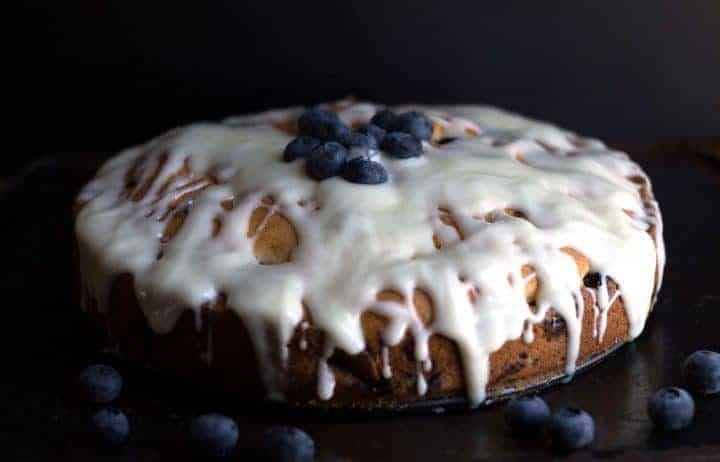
[2,143,719,461]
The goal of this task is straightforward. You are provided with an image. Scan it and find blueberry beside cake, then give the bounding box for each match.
[74,100,665,409]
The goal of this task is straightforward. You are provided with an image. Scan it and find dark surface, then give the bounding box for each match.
[2,144,720,461]
[15,2,720,173]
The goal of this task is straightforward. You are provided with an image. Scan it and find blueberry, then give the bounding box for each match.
[370,109,396,130]
[342,158,388,185]
[503,395,550,436]
[388,111,434,141]
[306,142,347,180]
[545,407,595,451]
[190,413,239,458]
[297,108,349,142]
[262,426,315,462]
[381,132,423,159]
[78,364,123,403]
[683,350,720,395]
[90,408,129,447]
[648,387,695,431]
[583,272,602,289]
[284,136,321,162]
[357,124,386,145]
[338,131,379,150]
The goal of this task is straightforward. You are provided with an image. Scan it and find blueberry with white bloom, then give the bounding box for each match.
[190,413,239,458]
[683,350,720,396]
[388,110,434,141]
[370,109,396,130]
[263,426,315,462]
[306,142,347,180]
[342,158,388,185]
[504,395,550,436]
[357,123,386,145]
[648,387,695,431]
[90,408,129,447]
[78,364,123,404]
[283,136,321,162]
[545,407,595,451]
[381,132,423,159]
[339,131,379,150]
[298,108,349,141]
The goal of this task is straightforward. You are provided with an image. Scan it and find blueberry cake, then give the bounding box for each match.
[74,100,665,409]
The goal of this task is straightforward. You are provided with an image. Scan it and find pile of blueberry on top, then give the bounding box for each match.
[283,107,434,185]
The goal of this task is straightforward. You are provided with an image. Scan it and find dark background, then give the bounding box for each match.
[6,3,720,459]
[15,1,719,174]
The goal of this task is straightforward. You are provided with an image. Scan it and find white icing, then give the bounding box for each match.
[592,274,622,343]
[381,346,392,379]
[417,362,428,396]
[299,321,309,351]
[75,101,664,407]
[317,343,336,401]
[423,358,432,373]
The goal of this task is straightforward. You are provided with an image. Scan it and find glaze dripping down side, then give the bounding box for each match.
[75,101,665,406]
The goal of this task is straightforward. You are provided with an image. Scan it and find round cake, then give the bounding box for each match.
[74,100,665,409]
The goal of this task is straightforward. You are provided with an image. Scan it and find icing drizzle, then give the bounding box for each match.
[75,101,665,406]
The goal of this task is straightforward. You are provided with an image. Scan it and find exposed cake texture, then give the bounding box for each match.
[74,100,665,408]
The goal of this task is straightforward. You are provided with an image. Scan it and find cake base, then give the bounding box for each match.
[83,271,632,411]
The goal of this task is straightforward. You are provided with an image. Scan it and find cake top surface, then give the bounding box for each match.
[75,100,664,406]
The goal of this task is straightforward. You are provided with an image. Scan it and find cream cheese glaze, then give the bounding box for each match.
[75,100,665,406]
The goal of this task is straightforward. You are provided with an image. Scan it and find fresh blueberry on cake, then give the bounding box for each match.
[682,350,720,396]
[77,364,122,404]
[545,407,595,451]
[262,426,315,462]
[339,131,379,150]
[380,131,423,158]
[357,123,386,145]
[369,108,396,130]
[306,142,347,180]
[388,110,434,141]
[283,136,321,163]
[504,395,550,436]
[190,413,239,458]
[648,387,695,431]
[298,108,349,142]
[582,272,603,289]
[90,408,129,446]
[74,100,665,409]
[342,157,388,185]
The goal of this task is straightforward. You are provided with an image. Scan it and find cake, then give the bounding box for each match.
[74,100,665,409]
